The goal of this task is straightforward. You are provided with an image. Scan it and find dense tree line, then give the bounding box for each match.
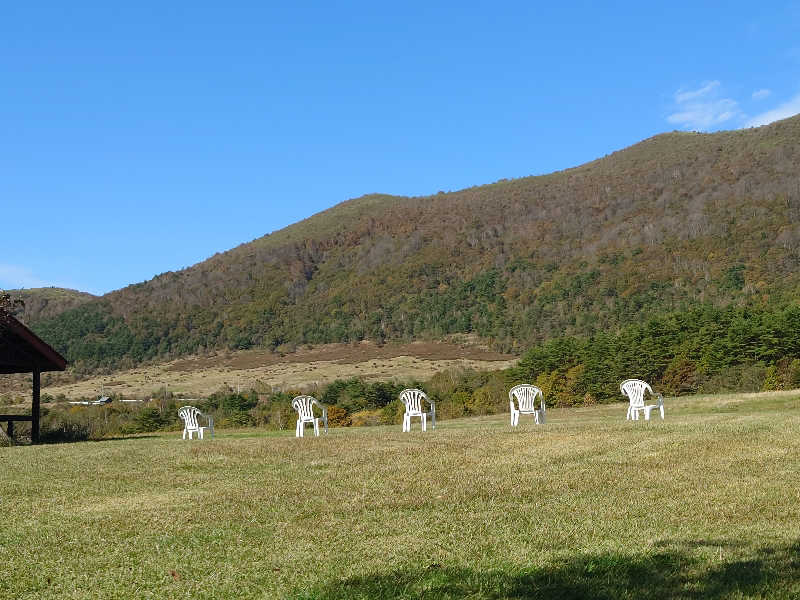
[513,303,800,403]
[32,298,800,443]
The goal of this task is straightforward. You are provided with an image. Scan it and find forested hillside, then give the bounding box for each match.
[12,288,95,323]
[29,115,800,373]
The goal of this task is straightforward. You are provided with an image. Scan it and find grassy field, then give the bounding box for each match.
[2,391,800,599]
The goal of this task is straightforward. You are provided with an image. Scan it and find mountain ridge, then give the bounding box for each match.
[25,115,800,371]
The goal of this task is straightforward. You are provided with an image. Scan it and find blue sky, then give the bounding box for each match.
[2,1,799,295]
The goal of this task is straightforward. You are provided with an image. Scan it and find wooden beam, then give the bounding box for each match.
[32,368,40,444]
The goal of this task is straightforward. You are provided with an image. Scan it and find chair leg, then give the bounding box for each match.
[182,429,187,440]
[421,414,427,432]
[314,418,320,436]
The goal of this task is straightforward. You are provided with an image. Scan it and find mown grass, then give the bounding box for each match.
[2,392,800,599]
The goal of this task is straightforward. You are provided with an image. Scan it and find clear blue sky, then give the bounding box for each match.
[3,1,799,295]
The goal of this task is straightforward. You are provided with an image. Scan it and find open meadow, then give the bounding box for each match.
[0,340,517,402]
[2,390,800,599]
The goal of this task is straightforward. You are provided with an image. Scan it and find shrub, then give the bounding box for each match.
[326,405,351,427]
[380,400,403,425]
[436,390,470,419]
[788,359,800,389]
[223,411,253,427]
[222,393,258,412]
[661,357,699,395]
[350,409,383,427]
[762,365,781,391]
[133,407,170,432]
[697,363,766,394]
[40,411,93,443]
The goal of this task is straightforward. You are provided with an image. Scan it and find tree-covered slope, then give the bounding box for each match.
[11,288,95,323]
[32,115,800,370]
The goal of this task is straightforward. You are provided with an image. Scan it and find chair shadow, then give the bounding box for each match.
[293,540,800,599]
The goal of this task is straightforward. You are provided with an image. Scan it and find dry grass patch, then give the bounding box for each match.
[28,340,517,401]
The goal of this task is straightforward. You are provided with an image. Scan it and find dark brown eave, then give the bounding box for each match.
[0,314,67,374]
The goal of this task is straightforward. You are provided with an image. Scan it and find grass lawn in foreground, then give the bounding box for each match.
[2,391,800,599]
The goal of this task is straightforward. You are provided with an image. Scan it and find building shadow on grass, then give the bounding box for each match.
[33,433,160,444]
[294,540,800,599]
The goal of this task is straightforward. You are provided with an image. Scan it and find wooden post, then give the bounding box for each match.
[32,368,40,444]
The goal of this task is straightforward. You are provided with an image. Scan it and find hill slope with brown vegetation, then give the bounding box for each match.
[29,115,800,373]
[11,288,95,323]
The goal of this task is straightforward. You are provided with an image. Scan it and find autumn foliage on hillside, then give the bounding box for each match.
[26,115,800,379]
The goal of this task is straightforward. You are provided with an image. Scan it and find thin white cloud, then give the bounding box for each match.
[667,82,742,130]
[0,263,49,289]
[674,81,720,103]
[752,88,772,100]
[745,92,800,127]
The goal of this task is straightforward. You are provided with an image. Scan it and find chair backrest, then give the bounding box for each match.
[509,384,544,412]
[399,389,429,414]
[292,395,320,420]
[620,379,653,408]
[178,406,202,429]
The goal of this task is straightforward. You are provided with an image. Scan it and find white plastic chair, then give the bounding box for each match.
[620,379,664,420]
[399,388,435,432]
[292,395,328,437]
[509,384,545,426]
[178,406,214,440]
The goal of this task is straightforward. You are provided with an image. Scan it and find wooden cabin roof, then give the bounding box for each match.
[0,314,67,374]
